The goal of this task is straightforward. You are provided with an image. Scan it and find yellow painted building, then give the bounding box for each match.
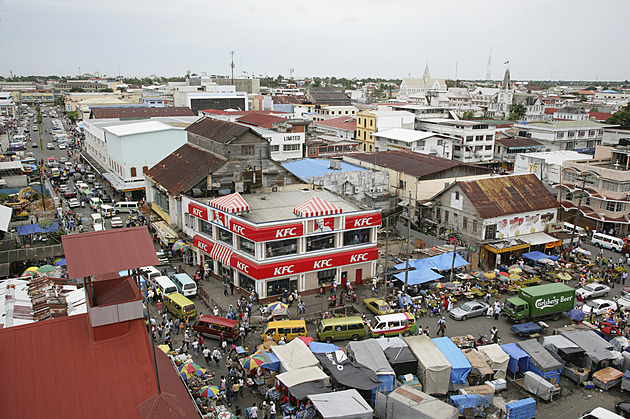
[356,109,376,152]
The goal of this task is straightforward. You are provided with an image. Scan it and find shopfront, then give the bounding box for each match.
[481,239,530,269]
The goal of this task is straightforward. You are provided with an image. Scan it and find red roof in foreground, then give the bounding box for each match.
[0,315,198,418]
[313,116,357,131]
[544,108,559,114]
[62,227,159,279]
[236,112,286,129]
[589,111,613,121]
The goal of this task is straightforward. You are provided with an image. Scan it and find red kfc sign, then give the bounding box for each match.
[344,213,382,230]
[188,202,209,220]
[230,219,303,242]
[193,235,213,254]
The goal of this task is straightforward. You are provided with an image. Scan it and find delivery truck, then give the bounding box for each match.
[503,283,575,322]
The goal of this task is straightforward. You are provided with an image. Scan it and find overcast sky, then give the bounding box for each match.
[1,0,628,81]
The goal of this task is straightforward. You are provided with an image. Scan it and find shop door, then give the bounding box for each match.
[355,269,362,285]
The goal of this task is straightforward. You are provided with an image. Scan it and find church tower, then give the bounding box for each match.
[496,68,513,118]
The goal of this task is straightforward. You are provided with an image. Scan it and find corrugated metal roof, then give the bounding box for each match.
[282,158,366,181]
[62,227,160,279]
[0,314,198,418]
[236,113,286,129]
[104,120,179,137]
[91,107,195,119]
[145,143,226,197]
[495,137,543,148]
[350,150,491,179]
[313,116,356,131]
[186,116,250,144]
[459,174,560,219]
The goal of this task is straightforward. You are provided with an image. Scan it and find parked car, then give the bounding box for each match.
[450,301,489,321]
[93,182,102,190]
[576,283,611,300]
[581,299,617,316]
[31,142,38,148]
[110,217,123,228]
[617,294,630,312]
[63,190,76,199]
[46,143,54,150]
[99,193,112,203]
[68,198,80,208]
[59,143,67,150]
[363,298,392,315]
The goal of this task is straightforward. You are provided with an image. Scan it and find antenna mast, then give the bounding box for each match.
[230,51,235,85]
[486,48,493,82]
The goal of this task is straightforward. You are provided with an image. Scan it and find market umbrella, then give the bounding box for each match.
[267,301,289,316]
[38,264,56,273]
[21,266,38,277]
[53,257,67,267]
[483,271,496,279]
[199,385,220,398]
[471,271,483,278]
[434,283,446,289]
[508,274,521,280]
[158,345,171,354]
[240,354,266,371]
[567,309,585,322]
[172,240,190,252]
[557,272,571,281]
[297,336,314,345]
[179,362,207,379]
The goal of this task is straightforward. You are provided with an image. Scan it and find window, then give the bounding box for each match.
[601,201,626,212]
[568,131,575,138]
[266,277,297,297]
[153,189,169,212]
[485,145,492,150]
[343,228,370,246]
[463,216,468,230]
[217,227,233,245]
[306,233,335,252]
[485,135,493,141]
[239,236,255,256]
[437,139,443,146]
[266,238,298,258]
[241,145,254,155]
[130,167,137,177]
[578,130,585,137]
[602,180,620,192]
[283,143,300,152]
[466,136,473,142]
[620,183,630,193]
[557,132,565,139]
[589,130,596,137]
[485,224,496,240]
[472,219,478,232]
[399,180,406,190]
[444,211,449,223]
[239,273,255,293]
[142,166,148,174]
[436,208,441,220]
[200,220,213,236]
[270,145,280,152]
[475,135,484,141]
[563,171,578,184]
[455,191,460,200]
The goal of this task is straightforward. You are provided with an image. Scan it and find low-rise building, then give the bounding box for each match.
[514,151,593,186]
[312,105,358,122]
[515,120,616,152]
[494,137,545,171]
[415,118,496,163]
[355,109,414,153]
[372,128,453,159]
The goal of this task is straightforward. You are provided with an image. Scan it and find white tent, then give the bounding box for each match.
[276,366,329,388]
[384,385,458,419]
[309,389,373,419]
[271,338,319,372]
[477,344,510,379]
[404,335,451,395]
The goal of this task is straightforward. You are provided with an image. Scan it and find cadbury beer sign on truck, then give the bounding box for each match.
[504,283,575,322]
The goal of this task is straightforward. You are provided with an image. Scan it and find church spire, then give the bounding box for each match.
[423,61,431,83]
[501,68,511,90]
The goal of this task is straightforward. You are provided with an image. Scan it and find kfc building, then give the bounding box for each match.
[182,189,381,300]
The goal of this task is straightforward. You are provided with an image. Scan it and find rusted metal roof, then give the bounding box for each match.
[459,174,560,219]
[495,137,543,148]
[186,116,251,144]
[90,106,194,119]
[62,227,159,279]
[145,143,226,197]
[237,112,286,129]
[350,150,492,179]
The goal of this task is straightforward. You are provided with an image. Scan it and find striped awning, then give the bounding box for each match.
[208,192,250,214]
[293,196,343,218]
[209,242,233,265]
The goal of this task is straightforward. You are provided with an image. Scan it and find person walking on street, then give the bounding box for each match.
[212,348,221,366]
[174,317,180,335]
[192,339,199,356]
[203,346,211,365]
[437,317,447,337]
[232,380,240,401]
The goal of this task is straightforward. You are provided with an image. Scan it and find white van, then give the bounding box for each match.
[100,204,115,218]
[140,266,161,285]
[591,232,624,252]
[86,174,96,184]
[579,407,624,419]
[90,213,104,232]
[154,275,178,295]
[89,197,102,211]
[113,201,139,213]
[563,222,587,238]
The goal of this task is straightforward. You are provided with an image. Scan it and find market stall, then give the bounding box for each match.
[432,337,472,389]
[314,350,382,391]
[271,338,320,373]
[516,339,563,383]
[560,330,615,371]
[383,345,418,377]
[461,348,495,385]
[477,344,510,379]
[347,339,396,403]
[308,389,373,419]
[510,322,544,339]
[592,367,624,390]
[500,343,531,377]
[521,371,561,401]
[542,335,586,368]
[382,385,458,419]
[404,335,452,395]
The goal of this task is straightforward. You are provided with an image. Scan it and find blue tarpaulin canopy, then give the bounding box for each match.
[501,343,531,375]
[16,222,59,236]
[393,252,469,285]
[257,350,280,371]
[450,394,489,415]
[522,251,559,262]
[309,342,342,353]
[433,337,472,384]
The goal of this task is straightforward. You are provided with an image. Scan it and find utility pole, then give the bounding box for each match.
[39,166,46,211]
[383,215,389,284]
[568,174,587,256]
[403,192,412,292]
[450,227,458,282]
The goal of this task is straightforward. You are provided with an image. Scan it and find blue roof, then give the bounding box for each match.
[16,222,59,236]
[433,337,471,384]
[282,158,366,181]
[393,252,469,285]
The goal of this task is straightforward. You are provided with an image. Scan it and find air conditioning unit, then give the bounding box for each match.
[376,188,383,192]
[369,188,375,193]
[354,187,360,193]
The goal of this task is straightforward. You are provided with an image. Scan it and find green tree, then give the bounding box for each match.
[66,111,78,123]
[508,103,527,121]
[580,94,587,102]
[69,87,85,92]
[606,104,630,127]
[100,88,113,92]
[462,110,474,119]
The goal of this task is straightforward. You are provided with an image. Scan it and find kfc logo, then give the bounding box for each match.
[353,217,372,227]
[275,227,297,238]
[313,259,333,269]
[350,253,368,263]
[232,224,245,235]
[236,261,249,273]
[274,265,295,276]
